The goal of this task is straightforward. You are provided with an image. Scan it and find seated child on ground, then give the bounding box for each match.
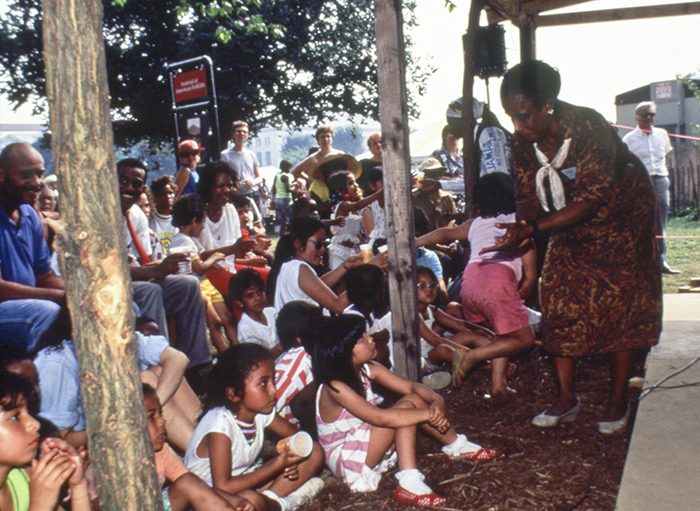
[184,344,325,511]
[142,383,259,511]
[343,264,391,368]
[313,315,498,506]
[170,193,237,352]
[274,301,323,435]
[229,268,283,359]
[415,266,493,385]
[0,370,90,511]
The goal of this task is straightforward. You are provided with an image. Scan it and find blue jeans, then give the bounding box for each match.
[0,299,61,351]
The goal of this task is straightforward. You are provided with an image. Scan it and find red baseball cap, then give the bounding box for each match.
[178,140,203,155]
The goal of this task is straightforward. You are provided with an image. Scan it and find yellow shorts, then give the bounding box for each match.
[201,279,225,305]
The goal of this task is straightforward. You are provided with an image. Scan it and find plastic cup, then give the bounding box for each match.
[377,245,388,254]
[277,431,313,457]
[359,244,373,263]
[169,246,192,274]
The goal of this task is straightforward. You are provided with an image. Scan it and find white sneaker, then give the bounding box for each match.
[284,477,325,510]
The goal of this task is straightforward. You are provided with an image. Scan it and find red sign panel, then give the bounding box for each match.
[173,69,208,103]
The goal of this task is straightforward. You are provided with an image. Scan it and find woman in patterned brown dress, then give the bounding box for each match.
[484,60,661,433]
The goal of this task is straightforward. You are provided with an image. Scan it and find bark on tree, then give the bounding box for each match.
[42,0,163,509]
[374,0,421,381]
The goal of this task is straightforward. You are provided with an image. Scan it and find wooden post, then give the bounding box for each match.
[461,0,484,218]
[42,0,163,509]
[374,0,420,381]
[519,22,537,61]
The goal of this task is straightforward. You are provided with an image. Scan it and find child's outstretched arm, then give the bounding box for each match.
[519,242,537,299]
[207,432,303,495]
[336,188,384,217]
[192,252,226,274]
[416,218,472,248]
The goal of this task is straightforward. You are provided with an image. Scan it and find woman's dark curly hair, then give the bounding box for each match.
[312,315,368,398]
[500,60,562,110]
[197,160,239,204]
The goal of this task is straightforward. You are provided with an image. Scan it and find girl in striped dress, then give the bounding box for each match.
[313,315,498,508]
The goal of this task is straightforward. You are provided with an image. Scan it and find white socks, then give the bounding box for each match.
[395,468,434,495]
[441,433,482,457]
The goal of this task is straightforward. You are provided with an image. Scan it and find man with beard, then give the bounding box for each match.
[118,158,212,384]
[0,143,62,349]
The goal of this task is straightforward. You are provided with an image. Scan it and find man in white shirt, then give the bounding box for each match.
[220,120,263,213]
[622,101,678,274]
[117,158,212,372]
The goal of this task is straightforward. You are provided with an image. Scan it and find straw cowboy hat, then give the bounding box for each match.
[307,153,362,182]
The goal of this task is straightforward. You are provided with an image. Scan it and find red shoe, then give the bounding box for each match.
[394,486,447,507]
[447,447,499,462]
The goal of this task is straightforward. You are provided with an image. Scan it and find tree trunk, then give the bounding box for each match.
[461,0,484,219]
[42,0,163,509]
[374,0,421,381]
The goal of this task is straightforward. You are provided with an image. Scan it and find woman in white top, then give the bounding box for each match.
[269,216,364,314]
[196,161,266,271]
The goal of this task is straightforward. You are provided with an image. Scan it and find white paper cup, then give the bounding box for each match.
[277,431,313,457]
[168,246,192,274]
[377,245,388,254]
[359,244,373,263]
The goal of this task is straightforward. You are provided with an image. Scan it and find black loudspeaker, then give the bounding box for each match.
[464,24,507,79]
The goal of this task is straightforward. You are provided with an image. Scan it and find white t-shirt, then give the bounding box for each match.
[123,204,152,262]
[149,213,178,259]
[169,233,206,281]
[198,204,242,272]
[273,259,318,312]
[184,406,275,482]
[237,307,279,350]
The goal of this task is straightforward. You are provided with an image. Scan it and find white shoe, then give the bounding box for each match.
[598,406,630,434]
[531,398,581,428]
[284,477,325,510]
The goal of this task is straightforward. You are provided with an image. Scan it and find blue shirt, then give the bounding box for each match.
[416,247,443,280]
[0,204,52,287]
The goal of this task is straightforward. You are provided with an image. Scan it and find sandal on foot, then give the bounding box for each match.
[452,350,465,388]
[447,447,499,462]
[393,486,447,507]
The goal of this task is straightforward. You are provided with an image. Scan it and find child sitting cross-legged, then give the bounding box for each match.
[229,268,283,359]
[313,315,498,507]
[415,265,494,387]
[274,301,324,436]
[184,344,325,511]
[142,383,258,511]
[0,370,90,511]
[170,193,237,353]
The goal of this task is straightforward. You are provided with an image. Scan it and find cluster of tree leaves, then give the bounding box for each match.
[280,124,367,164]
[0,0,431,149]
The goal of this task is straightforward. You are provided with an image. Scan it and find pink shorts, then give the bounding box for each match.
[460,262,531,335]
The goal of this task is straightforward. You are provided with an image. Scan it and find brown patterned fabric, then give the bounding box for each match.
[513,102,662,357]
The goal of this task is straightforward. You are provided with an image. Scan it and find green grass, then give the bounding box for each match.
[662,216,700,294]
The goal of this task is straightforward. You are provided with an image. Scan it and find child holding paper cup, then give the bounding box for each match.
[184,344,325,511]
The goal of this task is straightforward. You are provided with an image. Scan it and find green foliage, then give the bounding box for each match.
[0,0,430,149]
[280,132,315,165]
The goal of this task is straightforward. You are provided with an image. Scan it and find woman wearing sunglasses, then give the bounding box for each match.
[268,215,365,314]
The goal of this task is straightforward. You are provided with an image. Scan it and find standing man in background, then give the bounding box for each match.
[221,120,263,213]
[623,101,678,274]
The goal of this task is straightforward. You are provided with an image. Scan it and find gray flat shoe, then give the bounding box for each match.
[423,371,452,390]
[531,398,582,428]
[598,406,630,434]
